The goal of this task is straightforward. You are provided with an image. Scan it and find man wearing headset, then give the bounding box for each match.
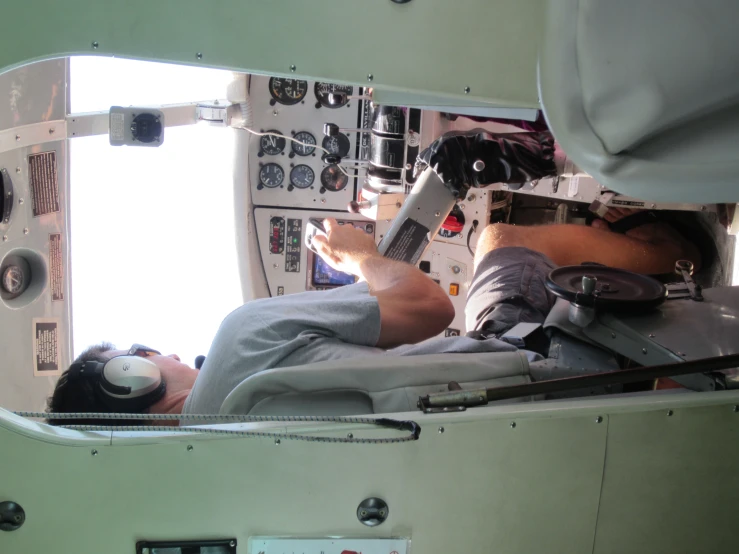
[47,215,699,425]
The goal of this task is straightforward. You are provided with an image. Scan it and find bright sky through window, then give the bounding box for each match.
[70,57,242,366]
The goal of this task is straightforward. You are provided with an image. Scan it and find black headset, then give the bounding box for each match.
[67,355,167,412]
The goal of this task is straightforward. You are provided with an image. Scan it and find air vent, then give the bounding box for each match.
[0,249,48,309]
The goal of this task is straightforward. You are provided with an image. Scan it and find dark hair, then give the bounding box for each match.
[46,342,145,427]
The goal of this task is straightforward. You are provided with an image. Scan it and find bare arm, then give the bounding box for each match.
[312,219,455,348]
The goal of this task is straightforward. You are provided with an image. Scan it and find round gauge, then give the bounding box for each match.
[322,134,351,157]
[290,165,315,189]
[320,165,349,192]
[269,77,308,105]
[259,163,285,188]
[260,130,286,155]
[291,131,316,156]
[2,265,25,295]
[315,83,354,109]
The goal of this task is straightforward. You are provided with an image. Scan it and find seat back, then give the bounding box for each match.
[219,351,532,416]
[539,0,739,203]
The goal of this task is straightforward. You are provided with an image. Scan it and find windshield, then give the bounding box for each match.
[69,57,242,367]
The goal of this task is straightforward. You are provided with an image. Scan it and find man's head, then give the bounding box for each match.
[46,342,199,426]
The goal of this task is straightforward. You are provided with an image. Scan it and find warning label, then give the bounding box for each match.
[28,151,60,217]
[567,176,580,198]
[383,218,430,265]
[33,318,61,376]
[49,233,64,301]
[612,199,646,207]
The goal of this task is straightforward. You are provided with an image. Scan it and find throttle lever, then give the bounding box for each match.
[305,218,327,254]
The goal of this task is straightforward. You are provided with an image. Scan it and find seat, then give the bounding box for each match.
[219,351,534,416]
[539,0,739,203]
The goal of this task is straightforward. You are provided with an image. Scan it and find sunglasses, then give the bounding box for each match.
[126,344,162,357]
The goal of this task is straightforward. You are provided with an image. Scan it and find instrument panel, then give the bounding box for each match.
[250,75,363,211]
[250,75,498,336]
[255,209,374,297]
[255,208,478,336]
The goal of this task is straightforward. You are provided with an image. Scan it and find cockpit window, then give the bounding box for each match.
[69,57,242,366]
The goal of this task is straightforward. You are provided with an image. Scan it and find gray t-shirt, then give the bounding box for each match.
[182,282,520,414]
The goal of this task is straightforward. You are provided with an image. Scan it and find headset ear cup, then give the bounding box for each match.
[97,356,167,413]
[99,371,132,396]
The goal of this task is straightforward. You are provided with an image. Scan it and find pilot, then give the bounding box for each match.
[47,213,700,425]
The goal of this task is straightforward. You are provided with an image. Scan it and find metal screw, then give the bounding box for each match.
[196,52,203,60]
[187,445,194,452]
[459,204,466,210]
[360,510,368,517]
[379,510,386,517]
[451,265,461,274]
[18,198,23,205]
[464,86,471,94]
[230,541,236,548]
[91,449,98,456]
[16,167,21,174]
[434,211,441,217]
[321,198,326,204]
[472,160,485,172]
[290,64,296,72]
[642,348,648,354]
[23,228,29,235]
[701,205,707,211]
[15,135,20,142]
[91,41,99,49]
[467,194,476,202]
[438,426,445,434]
[666,410,673,417]
[650,203,656,209]
[367,73,374,82]
[595,416,603,423]
[49,128,55,135]
[272,263,278,269]
[2,236,7,242]
[405,163,413,171]
[272,110,278,117]
[648,333,655,338]
[611,333,616,339]
[347,433,354,439]
[395,202,402,208]
[510,421,516,428]
[274,439,281,445]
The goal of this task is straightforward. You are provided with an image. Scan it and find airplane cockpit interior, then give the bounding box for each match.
[1,2,738,553]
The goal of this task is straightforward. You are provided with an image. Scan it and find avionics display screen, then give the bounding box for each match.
[312,255,356,286]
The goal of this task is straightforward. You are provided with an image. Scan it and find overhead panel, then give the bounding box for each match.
[0,0,542,108]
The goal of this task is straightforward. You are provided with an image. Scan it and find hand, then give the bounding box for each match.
[311,218,380,278]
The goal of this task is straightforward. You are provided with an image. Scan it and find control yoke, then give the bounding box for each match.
[377,129,557,264]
